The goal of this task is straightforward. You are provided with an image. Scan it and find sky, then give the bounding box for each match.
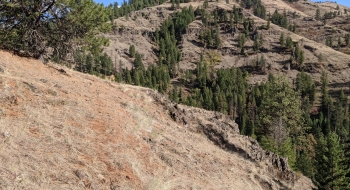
[93,0,350,7]
[94,0,121,6]
[311,0,350,7]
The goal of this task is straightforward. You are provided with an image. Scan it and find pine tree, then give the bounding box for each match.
[253,35,260,52]
[296,71,316,104]
[320,71,332,134]
[296,151,313,177]
[316,8,321,20]
[326,37,333,47]
[86,54,94,75]
[215,29,221,49]
[338,37,342,48]
[314,132,347,190]
[257,75,303,165]
[125,68,132,84]
[203,0,209,9]
[280,33,285,47]
[0,0,111,60]
[134,53,145,71]
[343,138,350,188]
[345,34,350,46]
[238,33,246,53]
[332,89,349,140]
[286,36,293,50]
[129,45,136,57]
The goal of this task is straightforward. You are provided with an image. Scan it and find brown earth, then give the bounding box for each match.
[0,50,314,189]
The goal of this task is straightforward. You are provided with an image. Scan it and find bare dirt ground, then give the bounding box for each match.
[0,50,314,189]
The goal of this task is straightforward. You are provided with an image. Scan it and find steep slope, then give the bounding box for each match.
[0,50,313,189]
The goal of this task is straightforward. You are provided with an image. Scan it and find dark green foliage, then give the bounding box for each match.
[241,0,264,10]
[316,8,321,20]
[331,90,349,140]
[344,139,350,187]
[286,36,293,50]
[314,132,348,189]
[133,53,145,71]
[253,35,260,52]
[256,75,304,167]
[267,20,270,30]
[268,8,296,32]
[74,51,113,76]
[121,64,170,93]
[215,28,221,49]
[296,72,316,104]
[296,151,313,177]
[238,33,247,53]
[338,37,342,48]
[0,0,111,60]
[323,11,338,20]
[326,37,333,47]
[155,6,194,76]
[129,45,136,57]
[253,0,266,19]
[294,45,305,67]
[280,33,285,47]
[345,34,350,46]
[185,65,248,121]
[203,0,209,9]
[320,71,332,135]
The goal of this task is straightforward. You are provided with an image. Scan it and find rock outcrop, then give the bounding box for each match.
[148,90,300,188]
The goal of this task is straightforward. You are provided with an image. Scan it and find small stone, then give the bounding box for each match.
[3,131,10,138]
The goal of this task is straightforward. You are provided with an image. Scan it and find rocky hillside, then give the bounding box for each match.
[107,0,350,95]
[0,50,314,189]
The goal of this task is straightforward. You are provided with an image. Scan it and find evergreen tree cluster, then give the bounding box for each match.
[116,64,171,93]
[252,0,267,19]
[323,11,339,20]
[172,64,350,188]
[196,7,226,49]
[74,51,113,77]
[271,9,288,28]
[270,9,296,32]
[107,0,167,20]
[279,33,305,68]
[154,6,195,76]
